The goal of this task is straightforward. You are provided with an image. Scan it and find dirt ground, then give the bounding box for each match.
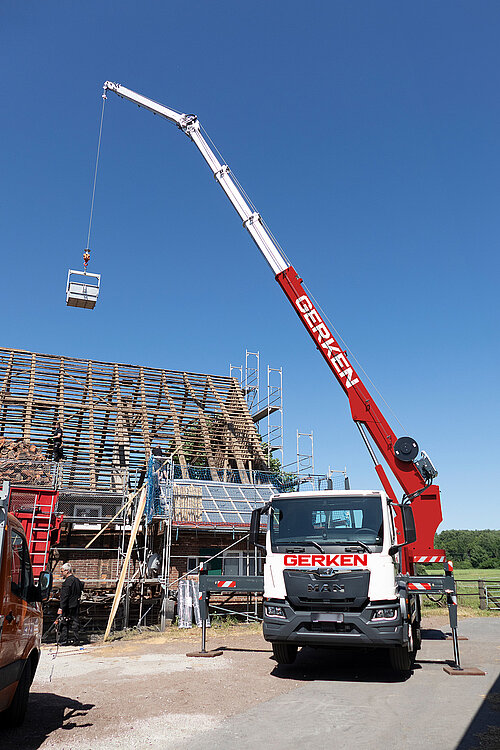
[1,613,499,750]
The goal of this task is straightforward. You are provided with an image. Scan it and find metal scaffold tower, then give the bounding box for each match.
[265,367,283,468]
[244,351,260,413]
[296,430,314,481]
[230,350,260,414]
[230,352,283,470]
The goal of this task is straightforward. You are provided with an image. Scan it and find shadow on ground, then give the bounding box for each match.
[217,646,272,654]
[270,645,415,683]
[457,672,500,750]
[0,693,95,750]
[421,628,447,640]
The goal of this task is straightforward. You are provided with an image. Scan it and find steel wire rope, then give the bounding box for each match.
[200,125,292,264]
[85,93,107,253]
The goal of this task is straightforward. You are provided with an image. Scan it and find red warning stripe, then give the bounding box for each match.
[408,582,432,591]
[216,580,236,588]
[412,555,446,563]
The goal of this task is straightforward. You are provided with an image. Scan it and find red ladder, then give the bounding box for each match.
[8,487,63,578]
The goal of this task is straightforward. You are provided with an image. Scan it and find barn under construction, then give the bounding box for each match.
[0,346,290,634]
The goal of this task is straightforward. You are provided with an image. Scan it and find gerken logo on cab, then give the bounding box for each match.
[284,554,368,567]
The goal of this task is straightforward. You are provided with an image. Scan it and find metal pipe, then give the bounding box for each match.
[355,422,378,465]
[451,627,462,669]
[201,615,207,652]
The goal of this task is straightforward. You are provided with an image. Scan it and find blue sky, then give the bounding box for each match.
[1,1,499,529]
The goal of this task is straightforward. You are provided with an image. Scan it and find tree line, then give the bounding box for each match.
[435,530,500,569]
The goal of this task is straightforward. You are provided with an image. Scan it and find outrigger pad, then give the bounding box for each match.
[443,665,485,676]
[186,650,223,658]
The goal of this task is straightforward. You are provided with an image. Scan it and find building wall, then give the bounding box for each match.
[50,524,257,588]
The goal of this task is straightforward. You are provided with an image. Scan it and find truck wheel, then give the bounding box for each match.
[1,660,32,727]
[272,642,298,665]
[389,645,413,674]
[412,620,422,652]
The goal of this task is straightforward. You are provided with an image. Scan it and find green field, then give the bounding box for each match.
[421,567,500,613]
[452,568,500,580]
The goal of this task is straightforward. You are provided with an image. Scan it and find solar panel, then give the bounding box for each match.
[207,485,229,499]
[232,501,252,511]
[172,479,275,526]
[206,511,223,523]
[225,486,245,499]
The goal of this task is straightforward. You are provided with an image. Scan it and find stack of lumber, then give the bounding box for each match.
[0,438,52,485]
[173,484,203,523]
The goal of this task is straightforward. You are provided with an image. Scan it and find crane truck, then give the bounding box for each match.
[102,81,461,673]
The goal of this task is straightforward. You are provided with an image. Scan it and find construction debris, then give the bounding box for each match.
[0,438,53,485]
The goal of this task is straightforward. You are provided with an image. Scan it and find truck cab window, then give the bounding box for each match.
[271,495,384,551]
[11,529,33,601]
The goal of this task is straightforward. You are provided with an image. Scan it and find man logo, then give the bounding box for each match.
[317,568,336,577]
[307,583,344,593]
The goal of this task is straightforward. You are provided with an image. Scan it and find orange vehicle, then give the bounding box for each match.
[0,482,52,726]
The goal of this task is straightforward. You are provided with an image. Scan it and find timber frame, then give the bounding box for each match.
[0,347,268,489]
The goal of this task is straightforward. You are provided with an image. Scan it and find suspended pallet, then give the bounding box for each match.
[66,269,101,309]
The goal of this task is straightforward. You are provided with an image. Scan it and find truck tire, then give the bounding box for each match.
[1,660,32,727]
[389,645,413,674]
[272,642,298,665]
[412,620,422,652]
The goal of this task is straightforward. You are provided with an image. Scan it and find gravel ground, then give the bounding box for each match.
[1,613,498,750]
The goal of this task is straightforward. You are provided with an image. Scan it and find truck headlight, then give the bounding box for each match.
[372,607,397,621]
[265,605,286,619]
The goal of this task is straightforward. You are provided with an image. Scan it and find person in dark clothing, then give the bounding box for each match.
[52,421,64,462]
[151,445,163,457]
[58,563,84,645]
[47,421,64,462]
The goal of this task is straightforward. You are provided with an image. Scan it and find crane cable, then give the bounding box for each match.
[83,91,107,270]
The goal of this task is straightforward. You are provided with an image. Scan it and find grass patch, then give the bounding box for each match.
[104,620,262,644]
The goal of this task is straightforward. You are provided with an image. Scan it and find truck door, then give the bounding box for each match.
[1,527,35,668]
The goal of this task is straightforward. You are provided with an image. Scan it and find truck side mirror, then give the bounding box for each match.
[249,508,266,551]
[389,503,417,556]
[38,570,53,602]
[401,505,417,546]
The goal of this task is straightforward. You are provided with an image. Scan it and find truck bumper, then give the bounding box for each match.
[263,600,404,648]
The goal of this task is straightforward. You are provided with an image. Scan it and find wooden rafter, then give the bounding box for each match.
[22,354,36,442]
[206,375,249,482]
[161,373,188,478]
[0,347,268,490]
[182,372,218,481]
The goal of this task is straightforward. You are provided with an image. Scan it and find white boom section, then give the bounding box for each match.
[103,82,288,275]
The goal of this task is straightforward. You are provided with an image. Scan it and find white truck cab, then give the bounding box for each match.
[254,489,421,670]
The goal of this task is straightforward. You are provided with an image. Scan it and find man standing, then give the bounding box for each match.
[58,563,84,645]
[52,421,64,462]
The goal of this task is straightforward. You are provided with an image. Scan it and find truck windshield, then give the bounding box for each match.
[270,495,384,551]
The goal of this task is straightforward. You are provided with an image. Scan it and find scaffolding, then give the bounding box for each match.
[231,351,284,470]
[296,429,314,480]
[265,367,283,467]
[230,350,260,415]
